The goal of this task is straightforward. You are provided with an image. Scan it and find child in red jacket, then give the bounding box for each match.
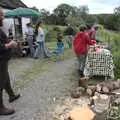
[73,25,96,77]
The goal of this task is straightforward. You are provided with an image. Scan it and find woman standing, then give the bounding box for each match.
[34,22,48,58]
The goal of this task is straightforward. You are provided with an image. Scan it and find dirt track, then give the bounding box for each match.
[0,57,77,120]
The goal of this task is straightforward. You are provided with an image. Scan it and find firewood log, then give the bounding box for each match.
[86,86,96,96]
[96,84,102,92]
[79,77,89,87]
[102,86,110,93]
[71,87,85,98]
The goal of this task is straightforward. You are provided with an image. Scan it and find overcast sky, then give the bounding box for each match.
[21,0,120,14]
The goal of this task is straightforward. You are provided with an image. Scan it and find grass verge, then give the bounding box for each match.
[13,48,74,90]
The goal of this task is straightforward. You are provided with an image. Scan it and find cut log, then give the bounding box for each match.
[113,81,120,90]
[96,84,102,92]
[113,97,120,105]
[86,86,96,96]
[102,86,110,93]
[90,92,110,120]
[68,107,95,120]
[79,77,89,87]
[71,87,85,98]
[95,81,120,93]
[73,80,120,98]
[86,88,93,96]
[103,81,120,91]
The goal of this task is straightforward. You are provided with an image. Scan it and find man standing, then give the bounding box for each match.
[26,23,35,57]
[0,8,20,115]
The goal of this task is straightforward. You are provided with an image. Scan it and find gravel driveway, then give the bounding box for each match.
[0,57,77,120]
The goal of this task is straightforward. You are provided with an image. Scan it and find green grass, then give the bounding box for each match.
[46,42,56,49]
[97,29,120,78]
[13,59,50,89]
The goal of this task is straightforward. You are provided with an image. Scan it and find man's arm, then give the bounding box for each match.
[86,33,96,45]
[0,29,17,52]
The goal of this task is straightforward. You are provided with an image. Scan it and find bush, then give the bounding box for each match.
[52,26,61,31]
[63,27,78,36]
[45,30,57,42]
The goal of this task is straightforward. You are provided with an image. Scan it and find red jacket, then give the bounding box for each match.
[73,31,96,54]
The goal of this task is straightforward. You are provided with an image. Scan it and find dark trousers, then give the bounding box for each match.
[0,60,14,107]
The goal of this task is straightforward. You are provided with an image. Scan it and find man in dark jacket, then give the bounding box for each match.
[0,8,20,115]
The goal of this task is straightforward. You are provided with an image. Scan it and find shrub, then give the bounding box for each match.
[45,30,57,42]
[52,26,61,31]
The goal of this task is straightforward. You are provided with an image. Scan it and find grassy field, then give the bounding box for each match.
[97,29,120,78]
[44,24,120,78]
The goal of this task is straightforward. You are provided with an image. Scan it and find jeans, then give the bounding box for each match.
[27,36,35,57]
[66,35,72,48]
[34,41,48,58]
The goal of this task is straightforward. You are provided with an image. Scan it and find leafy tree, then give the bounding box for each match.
[65,14,85,26]
[104,14,120,31]
[39,9,50,24]
[86,15,98,24]
[30,6,40,24]
[53,3,75,25]
[75,5,89,22]
[65,5,89,26]
[31,6,39,12]
[114,6,120,14]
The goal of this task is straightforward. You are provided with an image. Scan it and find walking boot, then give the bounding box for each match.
[4,79,20,103]
[0,107,15,115]
[9,94,20,103]
[0,90,15,115]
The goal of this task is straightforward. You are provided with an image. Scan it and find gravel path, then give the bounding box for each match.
[0,57,77,120]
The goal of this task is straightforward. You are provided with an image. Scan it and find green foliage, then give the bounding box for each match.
[39,9,50,24]
[65,14,85,26]
[32,5,120,31]
[97,29,120,78]
[52,26,61,31]
[53,3,74,25]
[44,25,65,42]
[63,27,78,36]
[108,104,120,120]
[45,30,57,42]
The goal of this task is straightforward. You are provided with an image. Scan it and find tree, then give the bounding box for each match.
[30,6,40,24]
[65,14,85,26]
[31,6,39,12]
[53,3,75,25]
[86,15,98,24]
[39,9,50,24]
[76,5,89,21]
[47,14,57,25]
[104,14,120,31]
[65,5,89,26]
[114,6,120,14]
